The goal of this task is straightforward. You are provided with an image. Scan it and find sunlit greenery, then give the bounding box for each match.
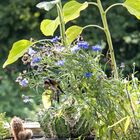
[1,0,140,139]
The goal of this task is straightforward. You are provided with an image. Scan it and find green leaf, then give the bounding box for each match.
[108,116,127,128]
[124,116,131,134]
[40,18,59,36]
[66,25,83,44]
[3,40,32,68]
[36,0,59,11]
[63,1,88,23]
[123,0,140,19]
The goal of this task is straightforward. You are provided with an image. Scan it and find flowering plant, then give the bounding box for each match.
[3,0,140,139]
[16,38,102,89]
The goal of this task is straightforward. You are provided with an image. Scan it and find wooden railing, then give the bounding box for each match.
[4,122,44,139]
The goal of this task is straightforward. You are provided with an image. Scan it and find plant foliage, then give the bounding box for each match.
[0,113,10,139]
[3,0,140,139]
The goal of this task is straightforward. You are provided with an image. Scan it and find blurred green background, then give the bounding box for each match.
[0,0,140,118]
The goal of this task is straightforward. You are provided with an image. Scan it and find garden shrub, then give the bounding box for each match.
[3,0,140,139]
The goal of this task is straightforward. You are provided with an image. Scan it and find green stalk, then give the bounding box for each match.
[83,24,104,31]
[105,3,123,14]
[56,1,67,47]
[97,0,118,79]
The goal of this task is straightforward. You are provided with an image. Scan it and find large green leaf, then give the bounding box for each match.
[124,116,131,134]
[66,25,83,44]
[36,0,59,11]
[123,0,140,19]
[40,1,88,36]
[63,1,88,23]
[40,18,59,36]
[3,40,32,68]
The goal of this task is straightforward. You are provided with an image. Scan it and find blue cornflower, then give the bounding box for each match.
[85,72,92,78]
[77,41,89,49]
[92,45,102,51]
[28,48,37,56]
[32,57,41,63]
[70,45,80,53]
[51,36,59,43]
[56,60,65,66]
[19,78,29,87]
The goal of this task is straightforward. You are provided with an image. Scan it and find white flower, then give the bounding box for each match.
[28,48,37,56]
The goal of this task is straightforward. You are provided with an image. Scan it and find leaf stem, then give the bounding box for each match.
[83,24,104,31]
[56,1,67,47]
[105,3,123,14]
[31,39,50,45]
[97,0,118,79]
[88,2,98,7]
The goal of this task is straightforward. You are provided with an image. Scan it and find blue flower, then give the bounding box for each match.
[32,57,41,63]
[85,72,92,78]
[51,36,59,43]
[28,48,37,56]
[19,78,29,87]
[56,60,65,66]
[71,45,80,53]
[92,45,102,51]
[77,41,89,49]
